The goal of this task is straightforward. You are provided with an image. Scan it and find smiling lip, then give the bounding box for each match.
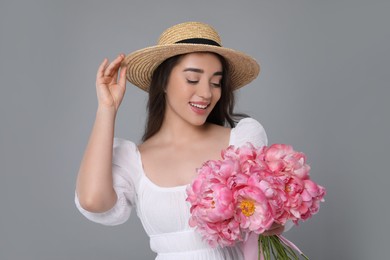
[189,102,209,115]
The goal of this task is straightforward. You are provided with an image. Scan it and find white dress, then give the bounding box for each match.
[75,118,268,260]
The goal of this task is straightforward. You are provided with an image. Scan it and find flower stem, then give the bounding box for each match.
[258,235,309,260]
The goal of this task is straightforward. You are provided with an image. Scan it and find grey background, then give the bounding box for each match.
[1,0,389,259]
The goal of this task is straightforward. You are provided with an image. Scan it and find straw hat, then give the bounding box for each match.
[123,21,260,92]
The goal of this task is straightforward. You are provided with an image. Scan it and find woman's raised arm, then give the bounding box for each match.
[76,54,127,213]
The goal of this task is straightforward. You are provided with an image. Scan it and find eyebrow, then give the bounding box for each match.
[183,68,223,76]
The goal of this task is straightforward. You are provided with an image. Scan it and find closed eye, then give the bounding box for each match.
[187,79,199,84]
[211,82,221,87]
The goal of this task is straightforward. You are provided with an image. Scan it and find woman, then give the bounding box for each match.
[75,21,284,260]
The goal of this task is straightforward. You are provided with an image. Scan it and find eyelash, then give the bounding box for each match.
[187,80,198,84]
[186,80,221,88]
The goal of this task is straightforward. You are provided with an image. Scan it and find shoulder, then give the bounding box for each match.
[230,117,268,148]
[208,123,231,141]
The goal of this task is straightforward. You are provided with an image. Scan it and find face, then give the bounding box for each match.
[164,52,223,126]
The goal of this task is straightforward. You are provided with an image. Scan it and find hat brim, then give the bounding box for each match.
[122,43,260,92]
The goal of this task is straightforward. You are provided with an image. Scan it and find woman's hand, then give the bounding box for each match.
[96,54,127,112]
[262,222,285,236]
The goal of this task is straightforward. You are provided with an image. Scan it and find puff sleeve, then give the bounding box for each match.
[231,117,268,148]
[74,138,137,226]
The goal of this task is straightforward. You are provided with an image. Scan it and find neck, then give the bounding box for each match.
[157,113,209,146]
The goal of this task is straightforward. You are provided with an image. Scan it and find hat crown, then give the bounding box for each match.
[124,21,260,92]
[157,22,222,46]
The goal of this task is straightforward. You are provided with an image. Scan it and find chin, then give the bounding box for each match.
[187,115,209,126]
[190,119,208,126]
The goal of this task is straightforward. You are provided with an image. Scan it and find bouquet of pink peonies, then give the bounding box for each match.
[186,143,326,260]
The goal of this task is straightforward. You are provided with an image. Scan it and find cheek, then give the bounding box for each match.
[213,89,222,103]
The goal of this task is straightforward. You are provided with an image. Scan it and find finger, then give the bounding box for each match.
[270,222,280,229]
[264,226,284,236]
[118,64,127,87]
[104,54,125,77]
[111,69,119,84]
[273,225,284,234]
[112,54,126,80]
[97,58,109,78]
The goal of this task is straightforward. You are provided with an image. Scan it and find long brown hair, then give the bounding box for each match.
[142,52,247,141]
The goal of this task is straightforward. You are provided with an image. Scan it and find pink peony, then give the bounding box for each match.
[187,181,234,225]
[195,220,242,247]
[186,142,326,257]
[299,180,326,220]
[247,169,289,225]
[263,144,310,179]
[234,186,274,234]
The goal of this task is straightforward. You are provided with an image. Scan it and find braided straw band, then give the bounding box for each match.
[123,22,260,92]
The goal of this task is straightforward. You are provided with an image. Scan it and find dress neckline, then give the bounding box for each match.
[135,126,236,191]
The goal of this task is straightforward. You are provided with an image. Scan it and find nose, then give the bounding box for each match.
[197,81,212,100]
